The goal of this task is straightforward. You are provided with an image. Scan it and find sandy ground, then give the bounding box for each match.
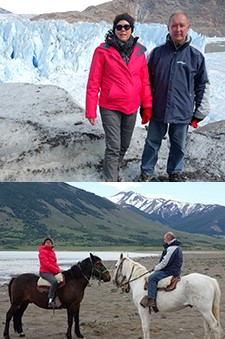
[1,252,225,339]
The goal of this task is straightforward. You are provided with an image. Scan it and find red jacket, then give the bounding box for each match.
[38,244,60,274]
[86,41,153,118]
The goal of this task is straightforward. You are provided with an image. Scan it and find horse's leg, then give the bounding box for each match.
[13,302,29,337]
[201,311,222,339]
[3,304,19,339]
[66,305,84,339]
[137,305,151,339]
[203,319,212,339]
[74,304,83,338]
[66,307,74,339]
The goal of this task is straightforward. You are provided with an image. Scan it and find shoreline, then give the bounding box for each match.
[0,250,223,286]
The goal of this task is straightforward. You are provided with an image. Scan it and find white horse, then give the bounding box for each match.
[113,253,222,339]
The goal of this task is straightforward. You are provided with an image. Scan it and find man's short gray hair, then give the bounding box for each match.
[168,11,190,25]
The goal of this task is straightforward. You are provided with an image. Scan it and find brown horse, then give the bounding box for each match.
[3,253,111,339]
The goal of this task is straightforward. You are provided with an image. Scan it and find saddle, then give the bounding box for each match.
[144,276,180,292]
[37,273,65,292]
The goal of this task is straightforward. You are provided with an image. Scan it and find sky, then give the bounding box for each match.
[67,182,225,207]
[0,0,111,14]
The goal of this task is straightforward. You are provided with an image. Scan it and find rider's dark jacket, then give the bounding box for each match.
[154,239,183,277]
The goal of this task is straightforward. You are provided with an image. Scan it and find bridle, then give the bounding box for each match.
[78,256,109,284]
[89,255,109,281]
[114,257,151,293]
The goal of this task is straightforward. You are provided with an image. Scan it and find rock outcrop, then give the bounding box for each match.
[0,83,224,181]
[31,0,225,37]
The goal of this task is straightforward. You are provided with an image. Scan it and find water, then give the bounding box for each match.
[0,251,158,285]
[205,38,225,53]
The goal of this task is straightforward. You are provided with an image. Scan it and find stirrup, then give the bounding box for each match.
[48,301,55,308]
[152,305,159,313]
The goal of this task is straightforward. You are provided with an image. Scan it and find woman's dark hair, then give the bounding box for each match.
[42,237,53,245]
[113,13,135,33]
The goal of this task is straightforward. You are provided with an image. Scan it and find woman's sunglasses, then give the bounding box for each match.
[115,24,131,31]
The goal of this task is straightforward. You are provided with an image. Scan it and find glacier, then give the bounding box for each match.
[0,15,225,121]
[0,18,206,78]
[1,16,224,124]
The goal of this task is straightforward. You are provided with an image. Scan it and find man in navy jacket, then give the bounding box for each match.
[140,232,183,309]
[139,11,210,182]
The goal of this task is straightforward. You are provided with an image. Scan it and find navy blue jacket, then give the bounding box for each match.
[148,35,210,124]
[154,239,183,277]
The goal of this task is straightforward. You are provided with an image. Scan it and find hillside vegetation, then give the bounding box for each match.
[0,183,223,250]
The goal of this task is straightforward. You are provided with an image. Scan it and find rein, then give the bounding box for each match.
[115,258,152,292]
[77,263,91,285]
[78,256,109,284]
[90,255,109,282]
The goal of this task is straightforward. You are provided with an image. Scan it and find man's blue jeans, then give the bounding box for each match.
[148,271,169,299]
[141,119,189,175]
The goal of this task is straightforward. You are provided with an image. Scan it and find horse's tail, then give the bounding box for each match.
[212,277,221,326]
[8,277,15,303]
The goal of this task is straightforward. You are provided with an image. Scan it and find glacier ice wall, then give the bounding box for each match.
[0,18,206,83]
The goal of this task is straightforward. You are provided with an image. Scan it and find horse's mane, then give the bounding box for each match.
[64,257,90,282]
[63,255,102,283]
[64,265,81,282]
[125,257,149,278]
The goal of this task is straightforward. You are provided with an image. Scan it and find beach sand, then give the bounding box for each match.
[1,252,224,339]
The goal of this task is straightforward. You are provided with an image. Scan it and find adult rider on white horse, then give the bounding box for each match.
[140,232,183,311]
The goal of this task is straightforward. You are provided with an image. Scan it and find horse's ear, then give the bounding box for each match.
[90,253,94,259]
[120,253,123,260]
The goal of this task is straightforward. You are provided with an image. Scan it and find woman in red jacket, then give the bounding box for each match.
[86,13,153,181]
[38,237,63,308]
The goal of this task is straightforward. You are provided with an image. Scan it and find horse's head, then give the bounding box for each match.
[89,253,111,282]
[112,253,130,292]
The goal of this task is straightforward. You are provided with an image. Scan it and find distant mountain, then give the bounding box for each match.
[0,183,222,250]
[31,0,225,37]
[0,183,168,249]
[109,191,225,238]
[0,8,11,14]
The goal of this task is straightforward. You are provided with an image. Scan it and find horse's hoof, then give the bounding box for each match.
[18,333,25,337]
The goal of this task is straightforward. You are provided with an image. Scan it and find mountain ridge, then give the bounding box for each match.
[108,191,225,237]
[0,183,223,250]
[0,183,173,249]
[1,1,224,36]
[29,0,225,37]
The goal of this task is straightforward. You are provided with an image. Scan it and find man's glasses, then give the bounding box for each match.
[115,24,131,31]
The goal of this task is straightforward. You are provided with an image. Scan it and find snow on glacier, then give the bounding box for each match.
[0,16,224,125]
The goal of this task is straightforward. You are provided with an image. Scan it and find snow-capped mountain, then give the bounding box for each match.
[108,191,225,237]
[109,191,215,216]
